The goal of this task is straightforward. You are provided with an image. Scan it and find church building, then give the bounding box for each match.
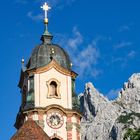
[11,3,81,140]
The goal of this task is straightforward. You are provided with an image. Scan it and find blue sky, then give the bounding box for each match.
[1,0,140,139]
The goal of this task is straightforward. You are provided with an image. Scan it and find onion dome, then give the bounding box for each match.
[26,3,72,71]
[26,43,71,70]
[26,29,71,70]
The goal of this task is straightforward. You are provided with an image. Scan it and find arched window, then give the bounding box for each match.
[46,79,61,99]
[52,138,60,140]
[50,81,58,96]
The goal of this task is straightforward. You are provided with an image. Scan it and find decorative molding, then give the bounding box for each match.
[26,59,77,79]
[23,104,82,118]
[66,122,73,131]
[66,116,73,139]
[27,112,33,120]
[46,78,61,99]
[66,122,81,132]
[73,123,81,133]
[46,108,64,116]
[66,113,73,118]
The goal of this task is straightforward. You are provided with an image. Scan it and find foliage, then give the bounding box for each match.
[123,128,140,140]
[118,112,140,140]
[117,112,140,124]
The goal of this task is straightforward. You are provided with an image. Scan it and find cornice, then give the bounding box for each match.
[23,104,82,118]
[26,59,77,78]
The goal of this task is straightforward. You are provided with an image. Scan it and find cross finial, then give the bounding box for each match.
[41,2,51,24]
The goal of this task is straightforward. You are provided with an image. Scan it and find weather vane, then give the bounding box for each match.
[41,2,51,24]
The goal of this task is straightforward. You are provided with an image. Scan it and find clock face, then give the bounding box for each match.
[47,112,64,129]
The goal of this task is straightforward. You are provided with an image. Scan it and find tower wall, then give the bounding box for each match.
[34,67,72,109]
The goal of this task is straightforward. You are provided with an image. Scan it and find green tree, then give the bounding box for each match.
[123,128,140,140]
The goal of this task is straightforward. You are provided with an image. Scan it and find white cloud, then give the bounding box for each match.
[91,69,102,78]
[66,28,101,78]
[127,50,137,58]
[67,27,83,50]
[15,0,76,7]
[119,25,130,32]
[112,57,124,63]
[111,50,137,69]
[35,0,76,9]
[120,50,137,67]
[114,41,132,49]
[79,43,99,64]
[73,45,101,78]
[25,0,76,21]
[106,89,120,100]
[27,11,43,21]
[55,27,102,78]
[74,43,99,68]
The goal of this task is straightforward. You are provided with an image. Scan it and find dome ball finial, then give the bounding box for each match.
[21,58,25,64]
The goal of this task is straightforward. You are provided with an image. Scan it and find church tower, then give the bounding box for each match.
[13,3,81,140]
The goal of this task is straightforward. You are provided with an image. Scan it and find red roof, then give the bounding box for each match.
[11,120,50,140]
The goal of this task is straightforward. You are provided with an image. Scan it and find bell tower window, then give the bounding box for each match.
[27,76,34,103]
[50,81,57,96]
[46,79,61,99]
[52,138,60,140]
[22,85,27,105]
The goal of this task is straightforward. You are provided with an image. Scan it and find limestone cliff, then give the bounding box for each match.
[80,73,140,140]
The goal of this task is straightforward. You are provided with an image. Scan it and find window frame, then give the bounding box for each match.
[46,78,61,99]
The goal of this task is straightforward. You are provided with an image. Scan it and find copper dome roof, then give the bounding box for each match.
[26,35,71,70]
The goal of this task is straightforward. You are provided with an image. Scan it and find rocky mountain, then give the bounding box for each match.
[79,73,140,140]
